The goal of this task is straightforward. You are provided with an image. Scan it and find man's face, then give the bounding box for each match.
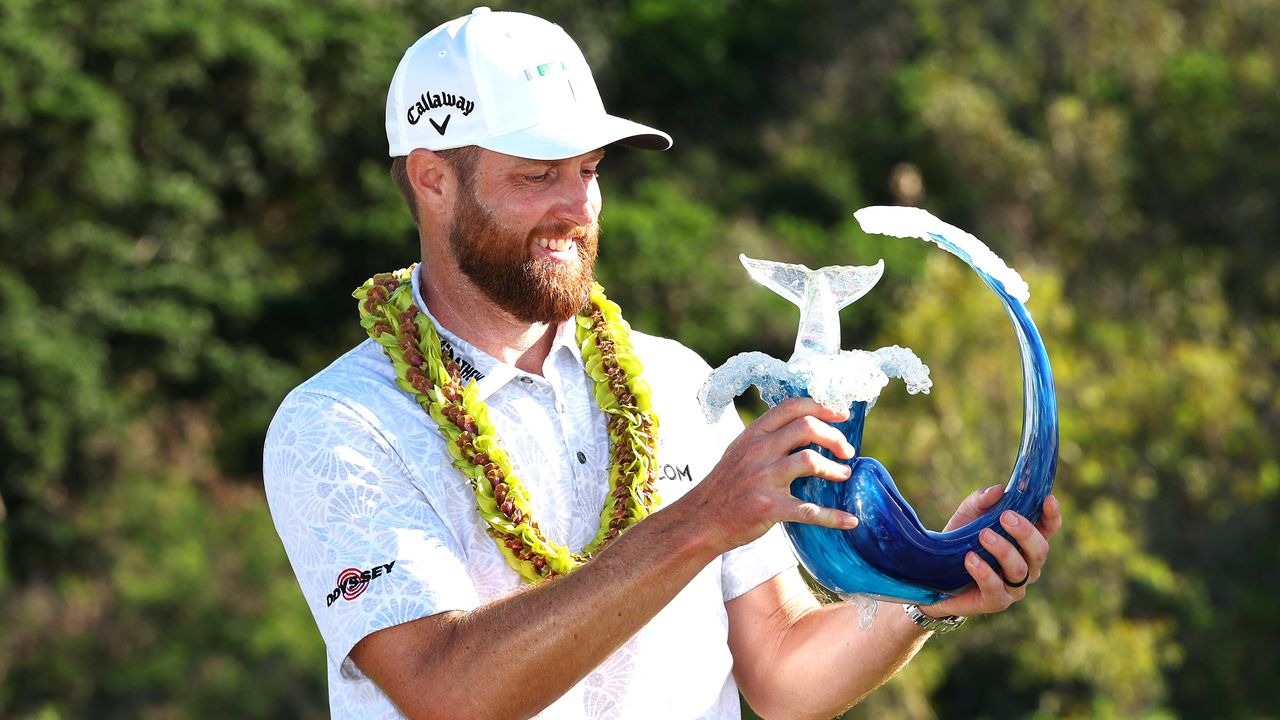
[446,149,604,324]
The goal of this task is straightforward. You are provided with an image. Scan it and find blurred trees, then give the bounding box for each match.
[0,0,1275,718]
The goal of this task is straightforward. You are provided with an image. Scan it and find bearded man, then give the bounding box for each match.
[263,8,1061,719]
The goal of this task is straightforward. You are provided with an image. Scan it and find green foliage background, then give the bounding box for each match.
[1,0,1276,717]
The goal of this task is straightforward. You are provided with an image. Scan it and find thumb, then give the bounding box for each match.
[946,483,1005,531]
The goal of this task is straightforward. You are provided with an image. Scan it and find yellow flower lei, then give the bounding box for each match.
[354,266,661,582]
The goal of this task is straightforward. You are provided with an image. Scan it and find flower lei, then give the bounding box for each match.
[354,266,661,582]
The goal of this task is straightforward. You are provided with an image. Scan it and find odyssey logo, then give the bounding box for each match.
[326,561,395,607]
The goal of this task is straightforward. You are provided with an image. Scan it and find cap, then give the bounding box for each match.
[386,7,672,160]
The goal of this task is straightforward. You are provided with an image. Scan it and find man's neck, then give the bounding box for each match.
[419,264,558,377]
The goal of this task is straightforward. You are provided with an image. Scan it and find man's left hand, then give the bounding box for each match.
[918,485,1062,619]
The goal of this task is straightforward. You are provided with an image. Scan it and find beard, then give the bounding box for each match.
[447,182,599,324]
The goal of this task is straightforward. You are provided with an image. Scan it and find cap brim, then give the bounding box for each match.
[477,113,672,160]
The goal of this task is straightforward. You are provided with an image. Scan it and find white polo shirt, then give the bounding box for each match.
[263,269,797,719]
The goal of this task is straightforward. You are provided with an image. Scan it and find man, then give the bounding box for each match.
[264,8,1061,719]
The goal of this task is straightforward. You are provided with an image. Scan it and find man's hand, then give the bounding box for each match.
[919,485,1063,619]
[683,397,859,553]
[724,478,1062,719]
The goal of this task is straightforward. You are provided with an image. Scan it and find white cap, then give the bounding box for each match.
[386,7,672,160]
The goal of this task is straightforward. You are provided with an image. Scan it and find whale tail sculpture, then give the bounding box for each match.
[738,255,884,358]
[700,208,1058,607]
[739,255,884,311]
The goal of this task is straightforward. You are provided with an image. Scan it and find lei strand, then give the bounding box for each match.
[354,266,661,582]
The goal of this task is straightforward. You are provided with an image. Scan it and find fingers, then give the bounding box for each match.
[789,500,859,530]
[745,398,856,470]
[1001,509,1050,583]
[967,483,1005,515]
[923,550,1015,619]
[699,399,865,551]
[772,414,857,460]
[970,510,1049,600]
[753,396,850,434]
[941,483,1005,532]
[979,525,1030,588]
[783,448,853,483]
[923,497,1061,619]
[1036,494,1062,541]
[964,551,1016,607]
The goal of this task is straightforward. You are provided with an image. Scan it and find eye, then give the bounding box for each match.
[581,166,600,180]
[523,172,549,183]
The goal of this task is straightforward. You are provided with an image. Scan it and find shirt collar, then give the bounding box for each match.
[411,265,588,400]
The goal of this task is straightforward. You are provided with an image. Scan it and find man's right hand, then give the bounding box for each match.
[682,397,859,553]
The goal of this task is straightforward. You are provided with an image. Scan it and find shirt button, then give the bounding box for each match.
[576,451,587,464]
[518,376,533,384]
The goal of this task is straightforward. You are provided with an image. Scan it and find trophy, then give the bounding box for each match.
[699,207,1059,613]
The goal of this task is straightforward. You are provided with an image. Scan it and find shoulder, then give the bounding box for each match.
[292,339,403,405]
[263,339,422,472]
[628,330,715,387]
[625,329,741,433]
[262,340,463,530]
[276,339,409,415]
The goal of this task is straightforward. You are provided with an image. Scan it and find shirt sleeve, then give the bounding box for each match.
[721,525,800,602]
[263,389,481,676]
[709,402,800,602]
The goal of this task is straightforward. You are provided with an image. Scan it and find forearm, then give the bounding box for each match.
[366,395,870,718]
[740,599,932,720]
[735,489,1064,719]
[409,505,722,719]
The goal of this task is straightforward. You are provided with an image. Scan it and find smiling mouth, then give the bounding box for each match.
[536,237,577,252]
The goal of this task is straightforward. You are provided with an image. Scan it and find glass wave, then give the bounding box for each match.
[782,231,1059,604]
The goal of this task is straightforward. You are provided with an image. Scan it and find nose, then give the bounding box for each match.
[555,173,599,228]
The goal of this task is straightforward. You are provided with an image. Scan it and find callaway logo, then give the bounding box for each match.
[406,90,476,136]
[326,561,395,607]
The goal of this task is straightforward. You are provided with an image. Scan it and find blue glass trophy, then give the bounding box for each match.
[699,207,1059,608]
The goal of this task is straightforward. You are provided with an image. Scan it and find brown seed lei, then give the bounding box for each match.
[354,265,661,583]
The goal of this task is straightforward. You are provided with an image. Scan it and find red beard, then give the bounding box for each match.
[447,183,600,324]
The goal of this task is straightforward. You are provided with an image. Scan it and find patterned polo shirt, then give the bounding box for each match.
[263,267,797,718]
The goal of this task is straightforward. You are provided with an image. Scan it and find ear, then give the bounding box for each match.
[406,148,453,214]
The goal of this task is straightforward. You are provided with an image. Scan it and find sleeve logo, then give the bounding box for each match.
[326,561,396,607]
